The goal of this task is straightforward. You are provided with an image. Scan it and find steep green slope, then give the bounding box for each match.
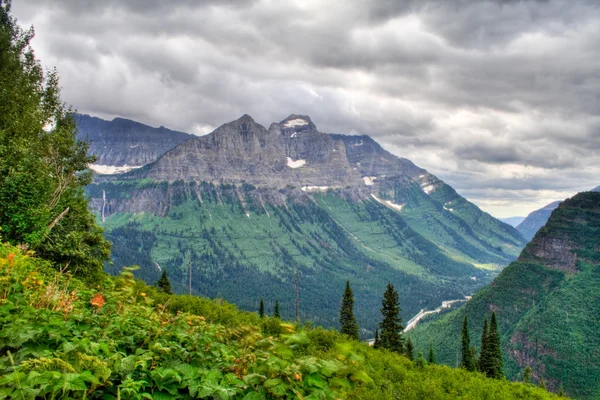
[91,180,485,334]
[409,191,600,399]
[0,242,562,400]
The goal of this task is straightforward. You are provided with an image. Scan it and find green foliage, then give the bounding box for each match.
[461,316,476,371]
[274,299,280,319]
[487,312,504,379]
[378,283,404,353]
[410,192,600,398]
[155,269,173,295]
[0,1,110,280]
[339,280,359,340]
[427,343,436,364]
[405,337,414,361]
[523,366,532,384]
[0,243,563,400]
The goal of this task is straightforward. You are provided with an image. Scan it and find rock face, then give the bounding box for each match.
[75,114,192,170]
[516,201,561,241]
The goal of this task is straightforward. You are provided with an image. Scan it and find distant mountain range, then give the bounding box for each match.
[499,216,525,227]
[80,113,526,332]
[514,186,600,241]
[410,191,600,399]
[75,113,192,173]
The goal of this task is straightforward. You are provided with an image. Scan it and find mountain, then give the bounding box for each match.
[499,217,525,227]
[409,191,600,399]
[516,187,600,241]
[516,201,562,241]
[74,113,193,173]
[85,114,527,333]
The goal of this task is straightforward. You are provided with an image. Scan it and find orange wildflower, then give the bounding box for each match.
[90,293,106,308]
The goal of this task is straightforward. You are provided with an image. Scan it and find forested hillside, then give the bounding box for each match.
[410,192,600,399]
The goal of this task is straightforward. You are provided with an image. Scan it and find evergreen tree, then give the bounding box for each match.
[274,299,280,319]
[478,318,489,373]
[539,378,546,390]
[414,351,425,369]
[488,312,504,379]
[373,329,380,349]
[405,337,414,361]
[461,316,475,371]
[259,298,265,318]
[427,342,436,364]
[558,383,565,397]
[523,365,532,384]
[0,0,110,279]
[156,269,173,295]
[339,280,359,340]
[378,283,404,353]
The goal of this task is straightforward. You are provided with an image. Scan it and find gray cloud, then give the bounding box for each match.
[12,0,600,217]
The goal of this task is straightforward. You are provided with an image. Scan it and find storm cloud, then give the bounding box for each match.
[12,0,600,217]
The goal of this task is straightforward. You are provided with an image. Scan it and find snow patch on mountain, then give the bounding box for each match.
[284,118,309,128]
[89,164,143,175]
[371,194,405,212]
[363,176,377,186]
[287,157,306,168]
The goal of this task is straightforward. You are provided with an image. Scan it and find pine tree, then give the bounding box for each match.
[427,342,436,364]
[259,298,265,318]
[558,383,565,397]
[478,318,489,373]
[156,269,173,295]
[539,378,546,390]
[373,329,380,349]
[339,280,359,340]
[405,337,414,361]
[379,283,404,353]
[274,299,280,319]
[461,316,475,371]
[488,312,504,379]
[414,351,425,369]
[523,365,532,384]
[0,0,110,279]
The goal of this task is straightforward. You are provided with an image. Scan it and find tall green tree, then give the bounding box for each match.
[274,299,280,319]
[427,343,436,364]
[378,283,404,353]
[523,365,532,384]
[156,269,173,294]
[0,0,110,279]
[339,280,359,340]
[373,329,380,349]
[478,317,489,373]
[259,298,265,318]
[461,316,475,371]
[405,337,414,361]
[487,312,504,379]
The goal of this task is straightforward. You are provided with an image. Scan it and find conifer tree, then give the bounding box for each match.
[461,316,475,371]
[259,298,265,318]
[539,378,546,390]
[558,383,565,397]
[274,299,280,319]
[156,269,173,295]
[405,337,414,361]
[427,342,436,364]
[414,351,425,369]
[488,312,504,379]
[379,283,404,353]
[523,365,532,384]
[373,329,380,349]
[339,280,359,340]
[478,317,489,373]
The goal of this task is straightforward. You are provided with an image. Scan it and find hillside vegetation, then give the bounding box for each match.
[410,192,600,399]
[0,242,561,399]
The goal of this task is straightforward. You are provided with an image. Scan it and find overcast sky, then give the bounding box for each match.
[13,0,600,217]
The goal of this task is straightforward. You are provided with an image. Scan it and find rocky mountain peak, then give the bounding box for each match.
[276,114,319,137]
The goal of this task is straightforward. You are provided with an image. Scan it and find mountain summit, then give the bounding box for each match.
[86,113,526,332]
